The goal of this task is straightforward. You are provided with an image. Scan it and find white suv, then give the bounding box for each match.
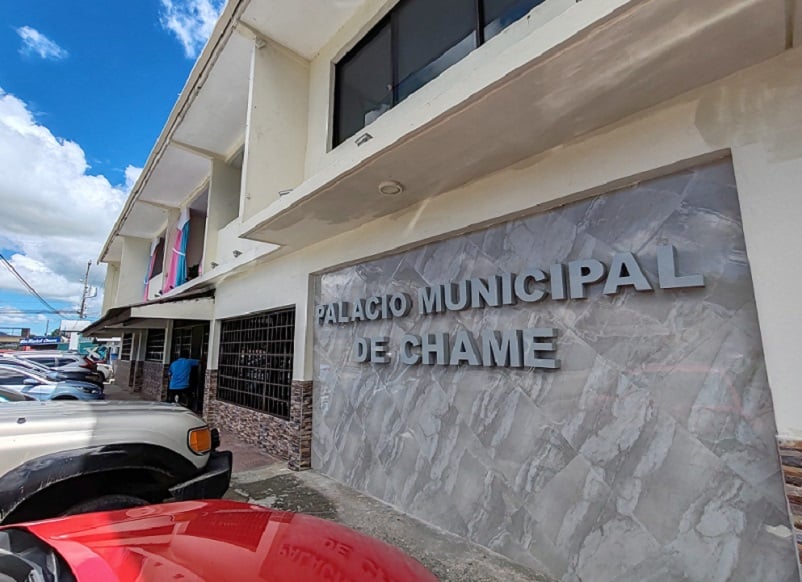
[0,400,232,524]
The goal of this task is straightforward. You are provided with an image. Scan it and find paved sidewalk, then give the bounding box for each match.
[104,383,277,473]
[226,463,551,582]
[105,382,551,581]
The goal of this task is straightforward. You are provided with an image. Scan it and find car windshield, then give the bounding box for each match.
[0,528,76,582]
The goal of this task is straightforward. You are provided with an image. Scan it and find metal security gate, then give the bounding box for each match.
[217,307,295,420]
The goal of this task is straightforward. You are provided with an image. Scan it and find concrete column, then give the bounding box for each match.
[207,318,221,370]
[240,40,310,221]
[102,263,120,313]
[733,143,802,438]
[204,160,241,273]
[117,237,151,306]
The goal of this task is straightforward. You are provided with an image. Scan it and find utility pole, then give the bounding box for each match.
[79,261,92,319]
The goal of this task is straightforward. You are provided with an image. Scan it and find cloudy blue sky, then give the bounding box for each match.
[0,0,224,335]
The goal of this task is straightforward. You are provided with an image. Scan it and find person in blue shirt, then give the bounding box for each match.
[168,350,199,406]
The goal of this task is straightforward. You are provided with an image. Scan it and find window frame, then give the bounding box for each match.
[145,329,166,362]
[120,334,133,361]
[332,0,542,147]
[216,307,296,420]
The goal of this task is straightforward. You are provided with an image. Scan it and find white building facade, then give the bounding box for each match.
[89,0,802,578]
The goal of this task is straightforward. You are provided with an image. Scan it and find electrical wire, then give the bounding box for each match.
[0,253,74,315]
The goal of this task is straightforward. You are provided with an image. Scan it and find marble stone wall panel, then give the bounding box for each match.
[313,160,797,580]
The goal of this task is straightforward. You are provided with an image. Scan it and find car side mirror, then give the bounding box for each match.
[23,378,39,386]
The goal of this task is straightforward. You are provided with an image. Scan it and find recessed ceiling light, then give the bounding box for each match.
[378,180,404,196]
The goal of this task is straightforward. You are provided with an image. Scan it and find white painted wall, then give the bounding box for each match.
[215,48,802,434]
[117,237,151,307]
[102,263,120,314]
[241,40,311,221]
[146,273,164,301]
[204,159,241,273]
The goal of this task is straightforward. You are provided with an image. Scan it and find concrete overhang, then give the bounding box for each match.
[83,289,215,337]
[241,0,789,248]
[130,296,213,320]
[103,237,124,264]
[137,145,211,208]
[118,203,169,239]
[98,0,369,265]
[238,0,371,60]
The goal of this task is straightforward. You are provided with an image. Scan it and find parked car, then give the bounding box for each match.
[84,347,113,381]
[0,387,35,402]
[10,350,98,372]
[0,401,232,525]
[52,362,105,387]
[0,500,437,581]
[0,364,103,400]
[94,361,113,381]
[0,355,104,389]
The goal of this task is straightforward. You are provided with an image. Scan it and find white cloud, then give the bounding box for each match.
[0,307,48,331]
[0,88,136,317]
[16,26,68,61]
[159,0,225,58]
[124,166,143,192]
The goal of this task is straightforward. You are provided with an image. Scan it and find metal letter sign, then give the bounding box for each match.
[320,245,704,369]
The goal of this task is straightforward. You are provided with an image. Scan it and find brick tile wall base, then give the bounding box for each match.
[203,370,312,471]
[141,361,168,401]
[132,360,144,392]
[114,361,132,390]
[777,438,802,579]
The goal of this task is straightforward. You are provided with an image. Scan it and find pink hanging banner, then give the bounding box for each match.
[163,208,190,292]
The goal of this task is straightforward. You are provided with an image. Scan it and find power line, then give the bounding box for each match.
[0,309,77,315]
[0,253,70,315]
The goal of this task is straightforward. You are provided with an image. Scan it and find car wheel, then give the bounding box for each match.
[64,494,149,516]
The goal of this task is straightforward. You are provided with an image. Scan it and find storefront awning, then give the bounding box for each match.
[83,288,214,337]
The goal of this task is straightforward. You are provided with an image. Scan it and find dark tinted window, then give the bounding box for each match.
[55,356,80,367]
[334,20,392,145]
[0,388,30,401]
[151,237,165,277]
[333,0,544,147]
[145,329,166,362]
[25,357,57,368]
[395,0,476,101]
[121,334,133,360]
[483,0,545,41]
[0,369,27,384]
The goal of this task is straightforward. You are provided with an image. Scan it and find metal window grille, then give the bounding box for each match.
[171,326,193,360]
[120,334,133,361]
[217,307,295,420]
[145,329,166,362]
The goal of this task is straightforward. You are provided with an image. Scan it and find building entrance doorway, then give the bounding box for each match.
[171,320,209,415]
